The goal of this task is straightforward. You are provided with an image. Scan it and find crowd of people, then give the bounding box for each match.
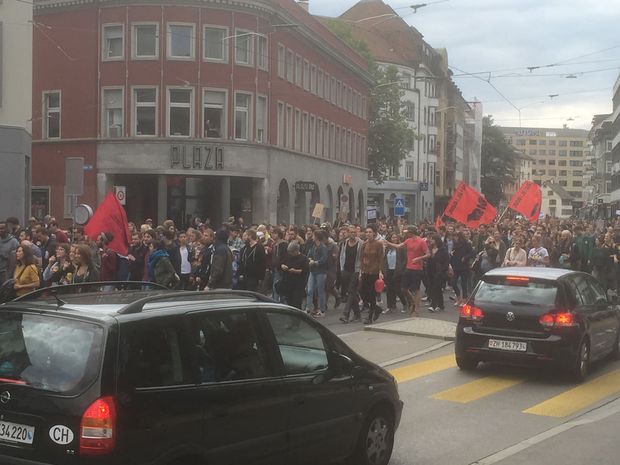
[1,213,620,325]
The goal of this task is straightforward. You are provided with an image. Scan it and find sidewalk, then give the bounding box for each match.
[365,316,457,341]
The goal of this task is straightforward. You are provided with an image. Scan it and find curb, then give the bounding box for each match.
[363,325,456,341]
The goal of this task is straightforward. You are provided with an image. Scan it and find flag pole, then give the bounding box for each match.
[496,206,510,224]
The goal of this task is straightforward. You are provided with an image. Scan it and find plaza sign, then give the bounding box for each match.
[170,145,224,170]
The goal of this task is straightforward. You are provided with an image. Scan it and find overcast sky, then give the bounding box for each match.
[310,0,620,130]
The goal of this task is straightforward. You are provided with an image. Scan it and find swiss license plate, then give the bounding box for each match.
[0,421,35,445]
[488,339,527,352]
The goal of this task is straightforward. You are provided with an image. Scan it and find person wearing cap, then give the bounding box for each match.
[384,225,430,316]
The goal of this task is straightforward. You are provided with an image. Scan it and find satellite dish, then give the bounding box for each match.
[74,204,94,225]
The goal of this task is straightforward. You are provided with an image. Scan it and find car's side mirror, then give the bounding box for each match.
[328,351,355,376]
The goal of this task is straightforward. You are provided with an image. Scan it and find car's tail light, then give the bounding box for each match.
[80,396,116,456]
[539,312,577,328]
[460,304,485,321]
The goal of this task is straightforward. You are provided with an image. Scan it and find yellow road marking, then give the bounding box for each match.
[389,355,456,384]
[431,375,524,403]
[524,369,620,418]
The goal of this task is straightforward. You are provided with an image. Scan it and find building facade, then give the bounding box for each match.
[500,126,589,210]
[541,183,573,219]
[32,0,372,227]
[326,0,475,223]
[583,114,613,218]
[0,0,33,223]
[609,74,620,214]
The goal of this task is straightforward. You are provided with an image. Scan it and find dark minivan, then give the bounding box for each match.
[455,267,620,381]
[0,285,402,465]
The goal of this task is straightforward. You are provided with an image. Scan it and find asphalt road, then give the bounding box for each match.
[326,307,620,465]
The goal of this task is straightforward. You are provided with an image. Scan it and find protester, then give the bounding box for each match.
[206,229,233,290]
[42,243,74,286]
[0,221,19,284]
[428,235,449,312]
[305,229,329,318]
[13,245,40,297]
[450,232,475,307]
[238,229,266,292]
[147,239,179,289]
[279,240,309,310]
[359,225,385,324]
[72,244,100,283]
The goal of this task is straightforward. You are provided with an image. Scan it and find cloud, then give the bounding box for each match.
[310,0,620,129]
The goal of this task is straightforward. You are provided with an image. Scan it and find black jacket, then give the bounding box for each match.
[128,244,147,281]
[239,243,266,281]
[451,241,476,272]
[208,241,233,289]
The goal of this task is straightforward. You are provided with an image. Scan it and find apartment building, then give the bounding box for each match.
[500,126,589,210]
[0,0,33,223]
[32,0,372,226]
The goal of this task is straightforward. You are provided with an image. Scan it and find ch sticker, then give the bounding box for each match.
[49,425,74,445]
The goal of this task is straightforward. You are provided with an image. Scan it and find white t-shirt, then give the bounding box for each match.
[180,246,191,274]
[528,246,549,268]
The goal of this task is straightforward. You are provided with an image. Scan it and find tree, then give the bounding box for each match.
[326,21,415,183]
[480,116,517,207]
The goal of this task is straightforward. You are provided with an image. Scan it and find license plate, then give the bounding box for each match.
[0,421,35,445]
[488,339,527,352]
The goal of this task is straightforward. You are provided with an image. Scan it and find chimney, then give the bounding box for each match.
[298,0,309,12]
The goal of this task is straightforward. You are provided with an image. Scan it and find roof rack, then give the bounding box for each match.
[117,290,275,315]
[12,282,168,302]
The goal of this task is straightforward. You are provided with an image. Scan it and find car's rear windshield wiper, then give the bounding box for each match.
[510,300,536,306]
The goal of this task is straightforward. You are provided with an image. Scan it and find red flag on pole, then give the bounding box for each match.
[507,180,542,223]
[434,215,444,230]
[443,182,497,228]
[84,191,131,256]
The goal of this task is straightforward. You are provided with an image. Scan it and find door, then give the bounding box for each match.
[116,317,203,465]
[572,275,608,358]
[186,310,289,465]
[586,275,618,353]
[261,310,361,465]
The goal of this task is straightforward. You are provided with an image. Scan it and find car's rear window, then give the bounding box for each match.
[0,313,103,394]
[475,278,558,306]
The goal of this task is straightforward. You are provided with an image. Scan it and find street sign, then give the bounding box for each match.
[394,197,405,217]
[367,207,377,220]
[294,181,317,192]
[114,186,126,205]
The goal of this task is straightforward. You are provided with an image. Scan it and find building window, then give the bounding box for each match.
[309,115,316,154]
[286,50,294,82]
[569,151,582,157]
[559,160,566,166]
[133,24,158,59]
[203,89,226,138]
[559,170,567,176]
[549,149,556,155]
[559,140,567,147]
[102,88,123,137]
[133,88,157,136]
[331,77,336,104]
[559,150,567,156]
[303,60,310,91]
[43,91,61,139]
[318,69,324,97]
[302,113,308,153]
[516,139,526,146]
[570,140,583,147]
[102,24,124,60]
[235,30,253,65]
[404,101,415,121]
[310,65,317,94]
[257,34,268,70]
[324,121,330,158]
[234,92,251,140]
[317,118,323,156]
[277,102,285,146]
[168,88,193,137]
[277,44,286,78]
[549,199,556,206]
[549,160,556,165]
[256,95,267,143]
[286,105,293,149]
[168,24,194,59]
[295,109,301,151]
[529,139,537,145]
[548,170,557,176]
[324,73,330,101]
[203,26,228,62]
[295,55,302,87]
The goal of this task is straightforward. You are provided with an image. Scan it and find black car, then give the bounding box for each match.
[0,284,402,465]
[455,267,620,381]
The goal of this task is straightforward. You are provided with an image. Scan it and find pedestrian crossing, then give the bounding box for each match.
[389,355,620,418]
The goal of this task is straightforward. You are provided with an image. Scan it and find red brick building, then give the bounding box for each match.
[32,0,372,227]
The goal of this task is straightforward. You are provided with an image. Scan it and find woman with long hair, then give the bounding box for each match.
[72,244,100,283]
[42,243,74,286]
[13,245,40,297]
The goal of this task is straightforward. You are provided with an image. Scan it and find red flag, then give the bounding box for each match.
[84,192,131,256]
[435,215,444,230]
[443,182,497,228]
[508,180,542,223]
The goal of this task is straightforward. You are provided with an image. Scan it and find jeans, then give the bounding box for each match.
[306,272,327,312]
[341,271,361,319]
[452,269,471,299]
[272,270,283,302]
[385,269,407,310]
